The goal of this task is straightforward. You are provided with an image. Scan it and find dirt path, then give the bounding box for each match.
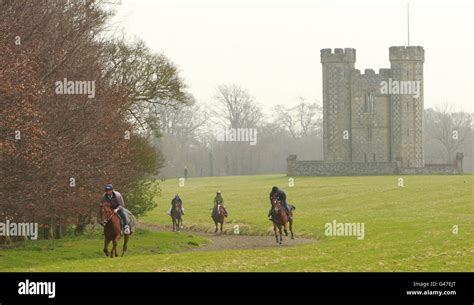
[140,223,316,252]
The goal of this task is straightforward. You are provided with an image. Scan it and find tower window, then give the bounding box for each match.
[365,93,374,113]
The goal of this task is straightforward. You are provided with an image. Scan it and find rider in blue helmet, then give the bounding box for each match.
[100,183,131,234]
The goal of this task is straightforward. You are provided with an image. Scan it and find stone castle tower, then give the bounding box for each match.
[321,46,424,168]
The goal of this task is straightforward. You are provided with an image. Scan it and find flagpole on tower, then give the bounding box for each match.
[407,3,410,46]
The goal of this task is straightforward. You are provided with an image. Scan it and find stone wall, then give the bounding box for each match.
[402,164,461,175]
[286,155,463,176]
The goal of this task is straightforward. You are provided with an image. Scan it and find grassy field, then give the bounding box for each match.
[2,174,473,272]
[0,229,209,272]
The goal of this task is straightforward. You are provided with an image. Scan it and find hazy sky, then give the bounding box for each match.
[111,0,473,112]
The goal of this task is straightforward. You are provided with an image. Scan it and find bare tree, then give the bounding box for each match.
[273,98,322,138]
[274,104,298,139]
[211,84,262,128]
[294,98,322,137]
[433,103,472,162]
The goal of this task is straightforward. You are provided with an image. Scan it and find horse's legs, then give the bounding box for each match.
[278,225,283,244]
[273,224,278,243]
[214,221,218,233]
[284,221,289,237]
[122,234,129,257]
[172,218,175,232]
[104,238,110,256]
[289,220,294,239]
[111,237,119,258]
[220,222,223,233]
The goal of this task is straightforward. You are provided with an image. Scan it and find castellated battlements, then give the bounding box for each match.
[353,68,391,78]
[389,46,424,62]
[321,48,356,63]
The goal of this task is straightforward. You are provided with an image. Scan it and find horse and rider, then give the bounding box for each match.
[99,183,134,257]
[169,194,184,231]
[212,191,228,217]
[268,186,293,221]
[211,191,228,233]
[101,183,131,235]
[268,186,295,243]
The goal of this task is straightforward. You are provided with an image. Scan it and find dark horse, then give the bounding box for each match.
[270,196,295,244]
[170,201,183,232]
[212,202,225,233]
[100,202,129,257]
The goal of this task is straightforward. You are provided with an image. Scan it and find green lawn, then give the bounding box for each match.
[0,229,209,272]
[2,174,473,271]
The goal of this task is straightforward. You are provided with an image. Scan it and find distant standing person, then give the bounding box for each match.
[184,166,188,180]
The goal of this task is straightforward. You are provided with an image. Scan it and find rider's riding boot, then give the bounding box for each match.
[268,209,272,220]
[224,207,228,217]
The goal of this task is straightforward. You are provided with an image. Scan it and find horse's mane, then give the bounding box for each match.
[101,201,113,210]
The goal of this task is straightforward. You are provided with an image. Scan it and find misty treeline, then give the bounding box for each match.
[0,0,191,240]
[154,85,324,178]
[157,85,473,178]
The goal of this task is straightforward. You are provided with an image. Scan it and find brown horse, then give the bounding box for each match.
[270,196,294,244]
[170,201,183,232]
[100,202,129,257]
[212,203,225,233]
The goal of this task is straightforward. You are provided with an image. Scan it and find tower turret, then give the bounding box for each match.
[389,46,424,167]
[321,48,356,162]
